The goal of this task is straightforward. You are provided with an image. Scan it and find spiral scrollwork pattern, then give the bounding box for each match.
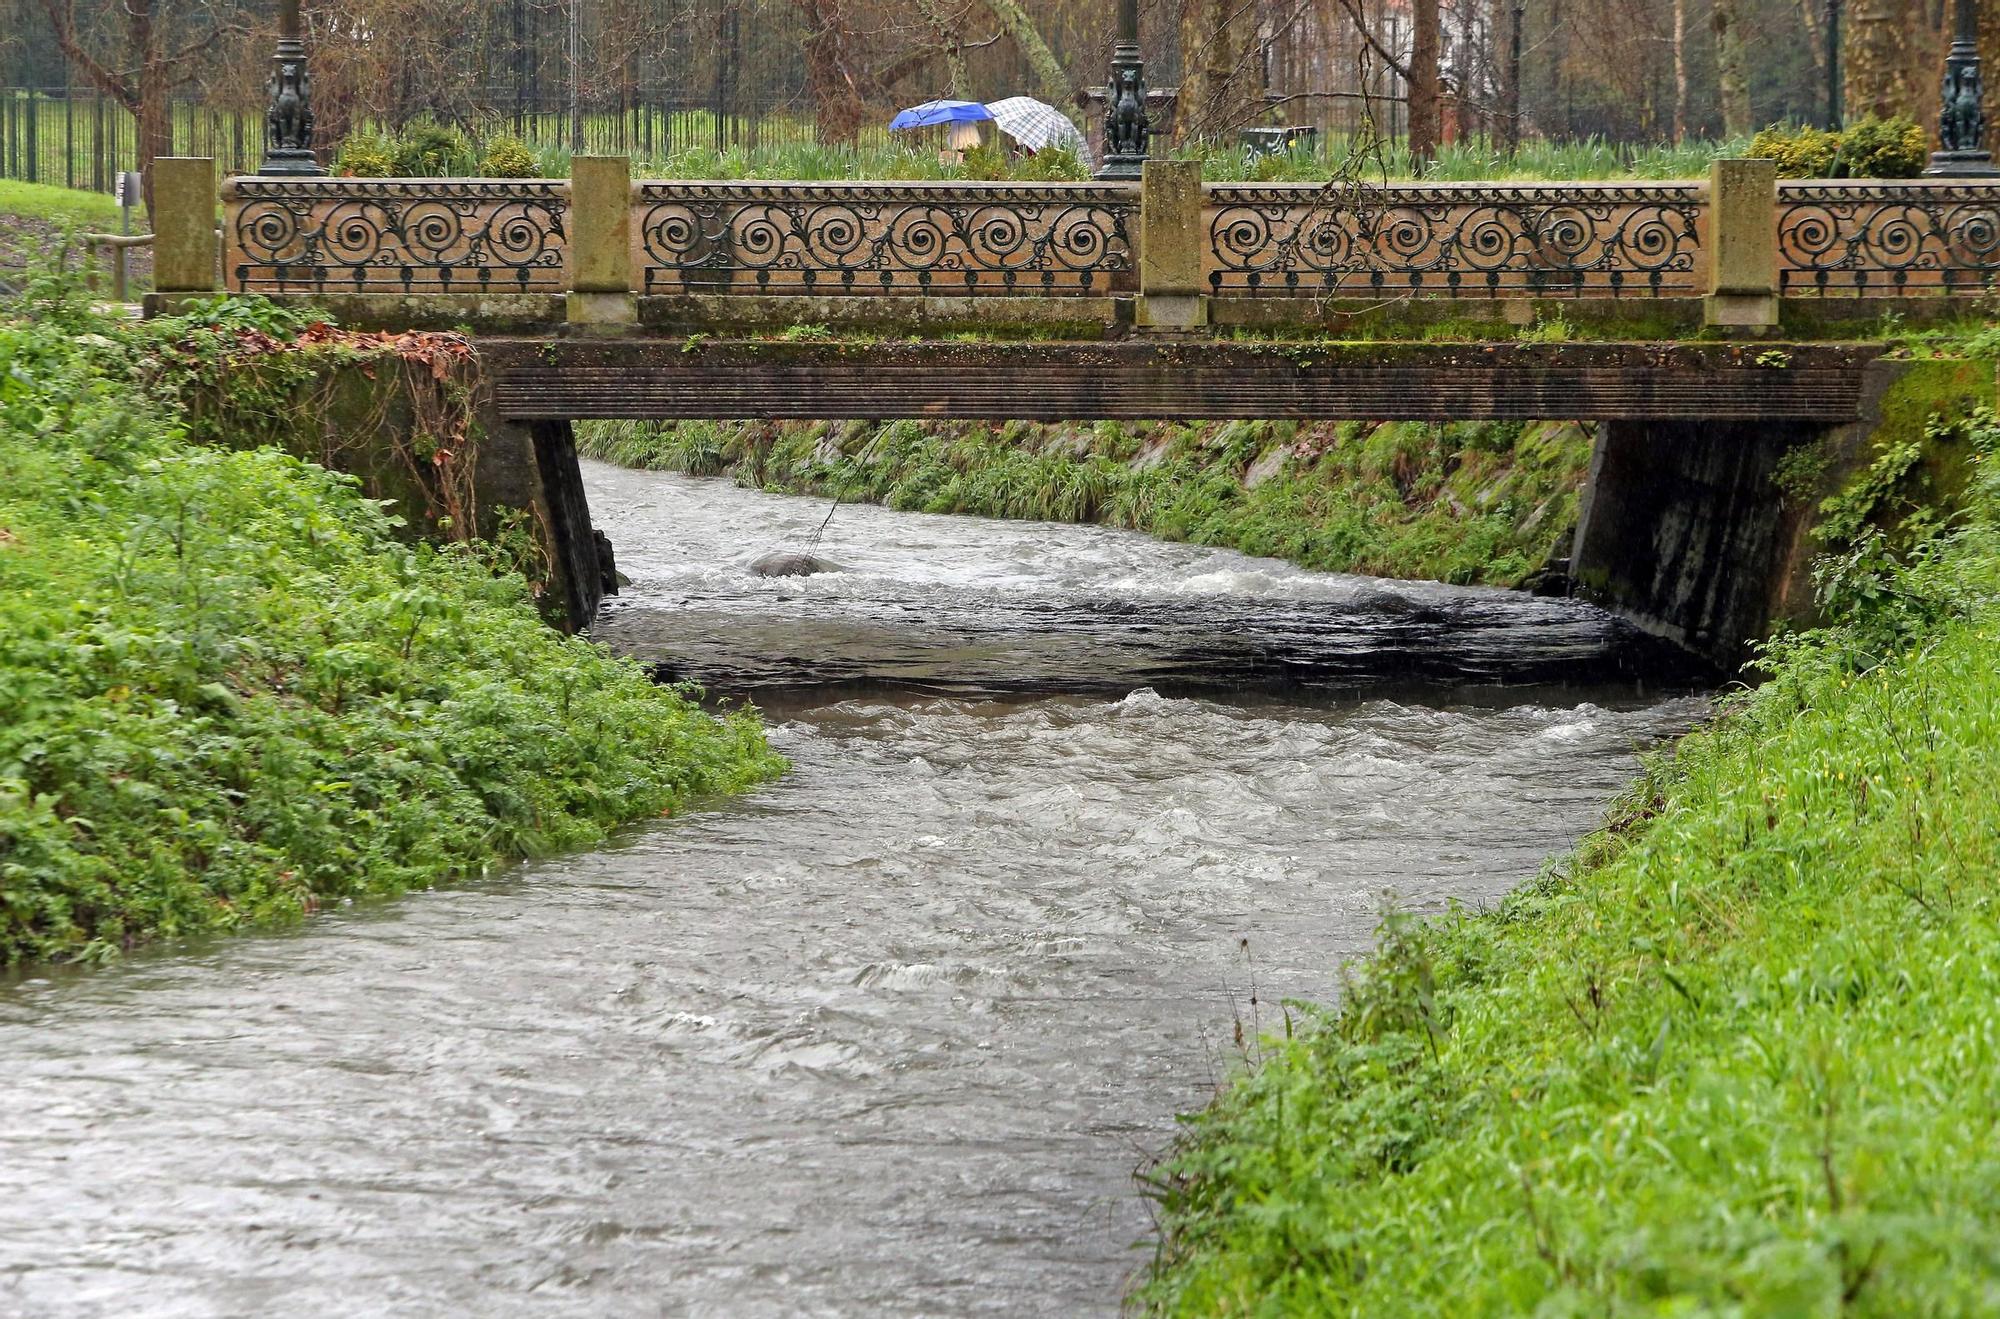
[1203,183,1704,297]
[226,179,568,294]
[1778,182,2000,295]
[634,182,1137,295]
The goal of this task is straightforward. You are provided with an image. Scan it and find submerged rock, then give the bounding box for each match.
[749,550,844,578]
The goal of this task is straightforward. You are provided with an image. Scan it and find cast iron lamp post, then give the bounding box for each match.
[1096,0,1150,180]
[1928,0,1999,175]
[1824,0,1842,130]
[259,0,325,176]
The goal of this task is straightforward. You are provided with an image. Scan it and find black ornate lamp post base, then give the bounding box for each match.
[259,0,325,177]
[1928,0,1996,176]
[1926,148,2000,176]
[259,148,325,178]
[1096,0,1150,181]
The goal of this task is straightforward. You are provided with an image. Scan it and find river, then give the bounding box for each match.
[0,462,1705,1317]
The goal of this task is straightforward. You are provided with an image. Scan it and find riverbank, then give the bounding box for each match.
[578,416,1592,591]
[0,289,783,967]
[1137,404,2000,1312]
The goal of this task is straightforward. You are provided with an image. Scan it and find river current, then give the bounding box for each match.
[0,462,1705,1317]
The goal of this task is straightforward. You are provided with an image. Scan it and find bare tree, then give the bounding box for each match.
[34,0,244,203]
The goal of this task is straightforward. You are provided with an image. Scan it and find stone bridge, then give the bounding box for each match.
[143,157,2000,668]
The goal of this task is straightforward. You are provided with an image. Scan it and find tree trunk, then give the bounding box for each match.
[136,70,172,211]
[1672,0,1691,142]
[1501,0,1522,153]
[795,0,864,147]
[1711,0,1753,136]
[1407,0,1442,163]
[980,0,1071,107]
[1845,0,1915,121]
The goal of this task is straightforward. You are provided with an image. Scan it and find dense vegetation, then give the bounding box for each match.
[0,283,783,967]
[579,415,1591,590]
[1138,402,2000,1313]
[1747,115,1930,178]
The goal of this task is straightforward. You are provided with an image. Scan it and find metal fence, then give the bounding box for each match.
[0,90,259,192]
[0,87,898,195]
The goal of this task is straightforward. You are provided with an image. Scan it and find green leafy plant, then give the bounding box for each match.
[334,133,398,178]
[479,135,540,178]
[1012,145,1090,181]
[1748,123,1843,177]
[1839,115,1930,178]
[1749,116,1928,179]
[391,122,476,177]
[0,279,784,966]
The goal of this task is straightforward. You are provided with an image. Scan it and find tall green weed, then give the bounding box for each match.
[0,296,783,965]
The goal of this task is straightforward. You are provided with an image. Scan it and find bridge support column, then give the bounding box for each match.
[566,156,637,332]
[1571,416,1816,665]
[464,397,611,631]
[1137,159,1207,330]
[1704,157,1779,331]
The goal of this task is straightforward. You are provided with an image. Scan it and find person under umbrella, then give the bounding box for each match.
[889,99,995,166]
[984,97,1092,167]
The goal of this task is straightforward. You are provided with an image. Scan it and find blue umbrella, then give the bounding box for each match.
[889,99,995,131]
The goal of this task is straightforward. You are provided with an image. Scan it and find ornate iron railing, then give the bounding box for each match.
[1777,181,2000,295]
[224,178,569,294]
[1204,182,1706,297]
[633,181,1137,295]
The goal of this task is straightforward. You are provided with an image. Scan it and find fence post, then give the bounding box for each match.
[1704,157,1779,331]
[152,157,217,297]
[1137,158,1207,330]
[566,155,636,330]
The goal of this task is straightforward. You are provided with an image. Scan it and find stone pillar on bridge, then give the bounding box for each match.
[1137,159,1207,330]
[152,158,218,296]
[567,156,637,332]
[1704,157,1779,332]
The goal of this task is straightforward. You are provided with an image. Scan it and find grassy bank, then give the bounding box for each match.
[1137,406,2000,1313]
[0,285,783,967]
[579,416,1592,590]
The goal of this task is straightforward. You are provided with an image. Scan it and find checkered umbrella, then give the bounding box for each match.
[985,97,1092,166]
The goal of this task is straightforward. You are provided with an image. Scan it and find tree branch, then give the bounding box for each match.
[37,0,138,107]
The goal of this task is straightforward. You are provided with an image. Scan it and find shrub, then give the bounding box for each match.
[334,133,397,178]
[480,135,540,178]
[1748,123,1842,177]
[391,122,475,177]
[1749,116,1930,178]
[1012,145,1089,181]
[1841,114,1929,178]
[956,140,1011,181]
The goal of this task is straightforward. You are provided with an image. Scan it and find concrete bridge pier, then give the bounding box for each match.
[1570,357,1995,667]
[1570,417,1823,665]
[487,413,610,631]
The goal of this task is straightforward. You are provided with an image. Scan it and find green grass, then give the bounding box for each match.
[0,284,784,966]
[0,179,131,228]
[577,415,1591,589]
[1135,407,2000,1314]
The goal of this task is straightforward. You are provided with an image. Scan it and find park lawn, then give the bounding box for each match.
[0,290,784,966]
[0,178,129,228]
[1137,412,2000,1314]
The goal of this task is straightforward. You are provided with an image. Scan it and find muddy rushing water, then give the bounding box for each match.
[0,463,1706,1317]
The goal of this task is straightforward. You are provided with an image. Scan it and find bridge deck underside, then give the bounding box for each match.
[485,341,1878,423]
